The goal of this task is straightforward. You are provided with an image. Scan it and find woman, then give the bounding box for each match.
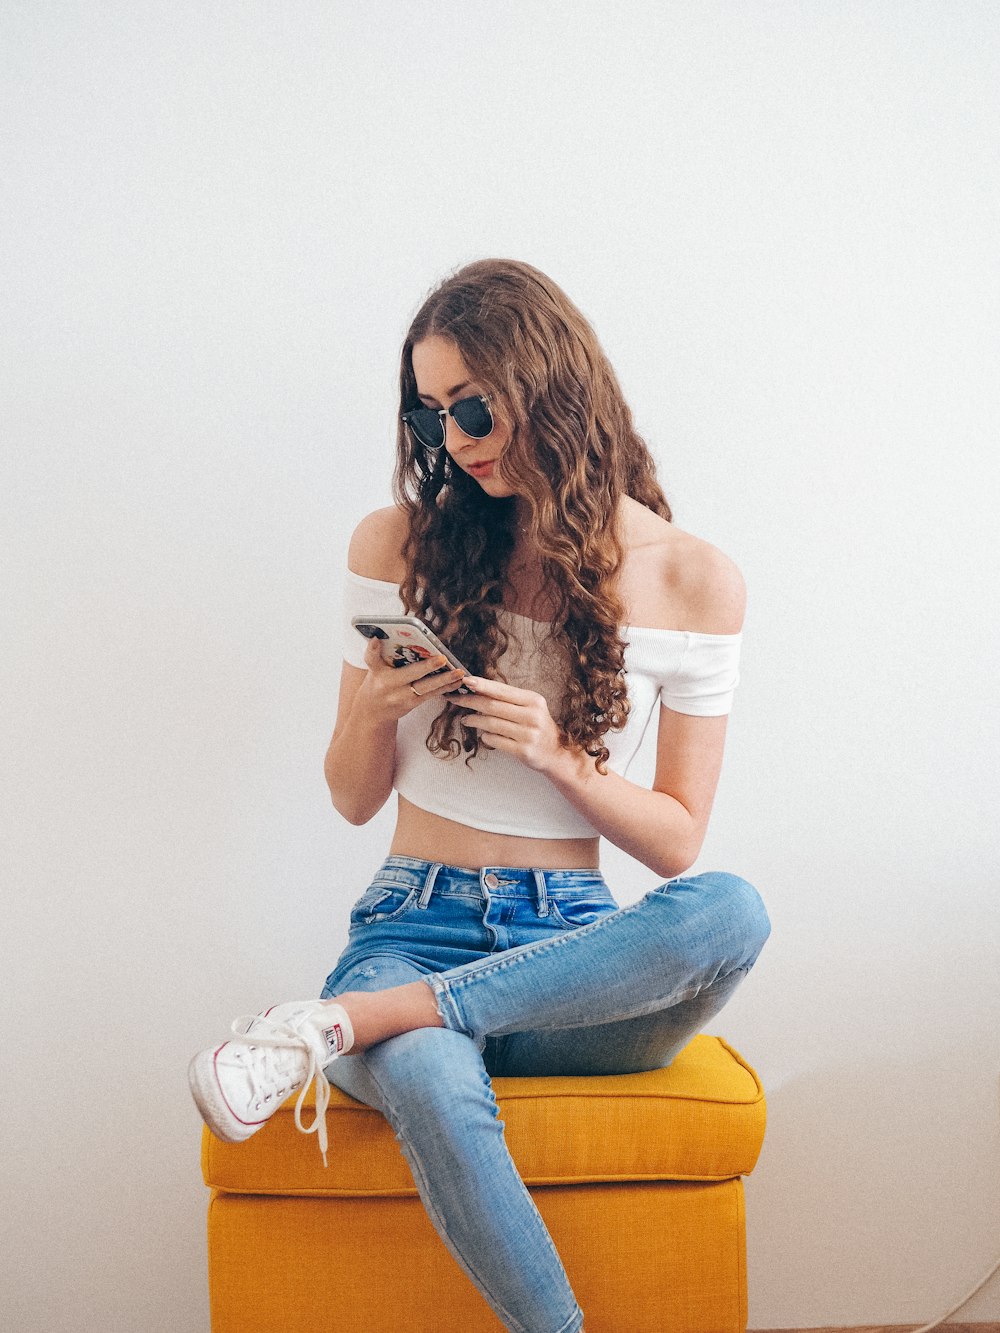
[189,258,770,1333]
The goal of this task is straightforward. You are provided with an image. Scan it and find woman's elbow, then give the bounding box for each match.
[651,854,695,881]
[334,798,370,826]
[327,781,390,826]
[650,833,705,881]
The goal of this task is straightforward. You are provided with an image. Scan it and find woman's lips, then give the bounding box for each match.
[466,461,495,478]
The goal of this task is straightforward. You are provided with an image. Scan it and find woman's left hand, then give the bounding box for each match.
[450,677,565,774]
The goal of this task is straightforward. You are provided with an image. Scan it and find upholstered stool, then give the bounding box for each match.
[200,1033,765,1332]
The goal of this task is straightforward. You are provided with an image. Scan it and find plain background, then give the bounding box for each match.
[4,3,999,1329]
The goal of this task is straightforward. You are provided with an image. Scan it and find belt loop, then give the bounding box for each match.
[418,862,442,910]
[532,868,550,917]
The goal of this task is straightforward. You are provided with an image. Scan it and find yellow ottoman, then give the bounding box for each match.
[200,1033,765,1333]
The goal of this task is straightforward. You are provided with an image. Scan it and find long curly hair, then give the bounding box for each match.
[393,258,672,773]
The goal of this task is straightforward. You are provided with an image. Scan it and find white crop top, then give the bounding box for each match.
[341,569,741,839]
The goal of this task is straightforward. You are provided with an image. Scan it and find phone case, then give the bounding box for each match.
[351,616,474,695]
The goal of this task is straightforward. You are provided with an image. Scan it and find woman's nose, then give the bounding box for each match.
[444,413,472,453]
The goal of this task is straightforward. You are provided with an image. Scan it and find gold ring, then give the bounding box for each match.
[410,685,420,698]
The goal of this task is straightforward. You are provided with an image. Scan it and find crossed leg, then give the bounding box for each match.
[324,954,586,1333]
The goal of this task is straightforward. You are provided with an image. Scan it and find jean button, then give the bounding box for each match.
[483,872,500,889]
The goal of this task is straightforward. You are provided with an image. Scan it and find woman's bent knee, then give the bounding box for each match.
[363,1027,493,1115]
[657,870,771,967]
[327,1025,481,1117]
[694,870,771,960]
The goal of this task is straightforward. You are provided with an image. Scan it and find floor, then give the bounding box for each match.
[752,1325,1000,1333]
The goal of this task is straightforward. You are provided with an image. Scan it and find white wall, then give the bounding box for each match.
[4,3,998,1329]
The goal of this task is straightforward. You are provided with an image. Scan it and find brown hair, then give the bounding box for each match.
[393,258,672,772]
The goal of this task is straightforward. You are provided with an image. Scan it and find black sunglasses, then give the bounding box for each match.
[401,393,495,451]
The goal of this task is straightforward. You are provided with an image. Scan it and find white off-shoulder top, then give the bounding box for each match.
[341,569,741,839]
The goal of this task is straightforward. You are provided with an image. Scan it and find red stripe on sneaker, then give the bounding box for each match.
[212,1042,267,1128]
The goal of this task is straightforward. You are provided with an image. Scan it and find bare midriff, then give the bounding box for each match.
[389,795,600,871]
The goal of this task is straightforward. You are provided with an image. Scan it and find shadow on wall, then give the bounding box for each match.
[746,1053,1000,1327]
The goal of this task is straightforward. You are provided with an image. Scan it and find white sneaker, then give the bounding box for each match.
[188,1000,353,1166]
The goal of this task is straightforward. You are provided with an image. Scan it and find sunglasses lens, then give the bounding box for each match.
[452,396,494,439]
[406,408,445,449]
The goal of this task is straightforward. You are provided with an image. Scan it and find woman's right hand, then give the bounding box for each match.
[358,636,469,722]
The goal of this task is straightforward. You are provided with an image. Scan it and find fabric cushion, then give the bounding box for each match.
[202,1034,765,1198]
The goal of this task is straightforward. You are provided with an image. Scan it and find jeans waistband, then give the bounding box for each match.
[373,855,610,916]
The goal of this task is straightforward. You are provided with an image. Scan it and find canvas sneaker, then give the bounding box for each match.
[188,999,353,1166]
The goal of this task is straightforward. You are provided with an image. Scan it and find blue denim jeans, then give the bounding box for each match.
[321,856,770,1333]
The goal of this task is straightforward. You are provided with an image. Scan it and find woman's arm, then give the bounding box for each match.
[324,507,464,824]
[457,681,726,878]
[323,660,398,825]
[542,710,729,879]
[325,636,468,825]
[326,634,472,821]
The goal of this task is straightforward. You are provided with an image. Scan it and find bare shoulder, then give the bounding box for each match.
[671,530,746,634]
[347,505,409,582]
[619,499,746,634]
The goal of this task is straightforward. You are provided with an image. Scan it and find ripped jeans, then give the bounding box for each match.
[321,856,770,1333]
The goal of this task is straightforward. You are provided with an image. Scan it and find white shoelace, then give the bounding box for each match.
[230,1013,332,1166]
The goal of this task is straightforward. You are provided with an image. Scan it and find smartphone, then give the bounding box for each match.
[352,615,474,695]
